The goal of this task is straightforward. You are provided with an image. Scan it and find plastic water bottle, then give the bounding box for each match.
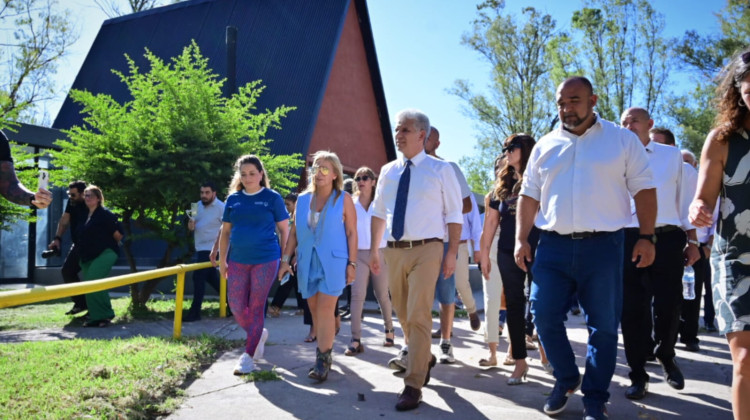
[682,265,696,300]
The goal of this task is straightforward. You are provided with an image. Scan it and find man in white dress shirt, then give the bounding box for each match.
[619,109,700,400]
[370,109,463,411]
[516,77,656,420]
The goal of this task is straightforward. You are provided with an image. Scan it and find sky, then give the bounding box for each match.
[43,0,723,168]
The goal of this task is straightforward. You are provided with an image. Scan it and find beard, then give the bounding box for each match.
[200,197,213,205]
[561,110,591,131]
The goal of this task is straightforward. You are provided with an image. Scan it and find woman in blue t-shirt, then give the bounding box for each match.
[278,151,357,382]
[219,155,290,375]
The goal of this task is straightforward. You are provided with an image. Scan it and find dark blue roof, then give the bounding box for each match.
[53,0,393,159]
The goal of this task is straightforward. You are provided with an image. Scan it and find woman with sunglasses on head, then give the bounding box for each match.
[479,134,538,385]
[344,167,395,356]
[76,185,123,328]
[689,47,750,420]
[278,151,357,382]
[219,155,290,375]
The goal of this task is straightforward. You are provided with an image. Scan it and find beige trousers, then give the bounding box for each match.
[454,242,477,313]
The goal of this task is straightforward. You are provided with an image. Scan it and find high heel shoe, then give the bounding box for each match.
[507,366,529,385]
[384,328,395,347]
[344,338,364,356]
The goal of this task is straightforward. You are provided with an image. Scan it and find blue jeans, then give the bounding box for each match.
[434,243,456,304]
[531,230,624,406]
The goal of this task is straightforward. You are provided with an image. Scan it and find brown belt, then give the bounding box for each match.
[387,238,442,249]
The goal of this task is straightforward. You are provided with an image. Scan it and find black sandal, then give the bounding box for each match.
[384,328,395,347]
[344,338,364,356]
[83,319,111,328]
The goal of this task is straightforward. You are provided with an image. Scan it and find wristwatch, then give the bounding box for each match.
[687,239,699,247]
[347,260,357,269]
[638,233,657,244]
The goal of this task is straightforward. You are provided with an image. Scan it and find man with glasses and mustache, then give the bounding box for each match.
[49,180,89,315]
[370,109,463,411]
[516,77,656,420]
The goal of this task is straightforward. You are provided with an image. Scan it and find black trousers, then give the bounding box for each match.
[621,227,686,383]
[187,251,221,319]
[498,250,531,360]
[270,271,304,309]
[62,244,86,309]
[679,246,711,344]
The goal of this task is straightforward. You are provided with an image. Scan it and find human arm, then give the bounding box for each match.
[514,195,539,272]
[369,216,386,275]
[479,195,500,280]
[218,222,231,280]
[684,228,700,266]
[443,223,461,278]
[50,212,71,249]
[343,193,358,285]
[209,229,221,266]
[0,160,51,208]
[690,130,726,227]
[632,188,657,268]
[278,222,298,281]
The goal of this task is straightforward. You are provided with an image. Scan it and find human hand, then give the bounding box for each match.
[514,240,532,272]
[442,249,457,278]
[689,200,713,228]
[632,240,655,268]
[346,265,355,285]
[278,261,292,282]
[684,243,700,267]
[369,250,381,275]
[32,188,52,209]
[219,259,228,280]
[209,248,218,266]
[187,219,196,231]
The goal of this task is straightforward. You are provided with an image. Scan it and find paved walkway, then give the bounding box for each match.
[0,296,734,419]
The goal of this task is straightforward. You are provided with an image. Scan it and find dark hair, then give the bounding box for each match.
[68,180,86,193]
[493,134,536,201]
[561,76,594,95]
[353,166,377,198]
[714,46,750,143]
[284,192,298,202]
[229,155,270,192]
[343,178,355,195]
[200,181,217,192]
[649,127,676,145]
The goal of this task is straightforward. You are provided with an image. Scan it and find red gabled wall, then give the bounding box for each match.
[307,0,390,176]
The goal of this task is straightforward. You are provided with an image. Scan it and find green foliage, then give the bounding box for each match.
[452,5,565,192]
[51,41,299,303]
[0,335,239,418]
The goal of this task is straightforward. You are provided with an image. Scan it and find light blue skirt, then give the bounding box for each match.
[303,248,345,299]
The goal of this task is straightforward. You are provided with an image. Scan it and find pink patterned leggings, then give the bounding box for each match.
[227,259,279,355]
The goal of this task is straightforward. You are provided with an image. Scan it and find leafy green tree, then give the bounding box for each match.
[570,0,671,120]
[52,41,299,307]
[0,0,77,123]
[452,4,571,193]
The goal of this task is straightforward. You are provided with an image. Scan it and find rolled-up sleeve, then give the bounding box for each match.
[624,133,655,196]
[441,164,464,225]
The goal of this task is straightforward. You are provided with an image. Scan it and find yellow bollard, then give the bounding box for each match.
[174,271,185,339]
[220,273,227,318]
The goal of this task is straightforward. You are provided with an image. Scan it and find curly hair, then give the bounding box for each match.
[492,134,536,202]
[714,47,750,143]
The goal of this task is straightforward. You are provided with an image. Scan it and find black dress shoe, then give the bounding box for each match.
[659,358,685,390]
[625,381,648,400]
[395,385,422,411]
[423,354,437,386]
[65,306,87,315]
[684,342,700,352]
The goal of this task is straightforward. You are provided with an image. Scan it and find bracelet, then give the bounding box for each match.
[281,255,291,263]
[687,239,699,247]
[54,236,62,242]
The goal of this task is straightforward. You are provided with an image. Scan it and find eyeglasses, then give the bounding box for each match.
[83,193,95,198]
[502,144,520,154]
[310,165,331,176]
[354,175,371,182]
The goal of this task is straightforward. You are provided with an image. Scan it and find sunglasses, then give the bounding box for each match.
[502,144,520,154]
[310,165,331,176]
[354,175,371,182]
[742,51,750,64]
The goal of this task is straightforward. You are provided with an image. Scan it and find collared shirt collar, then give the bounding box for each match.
[559,113,601,138]
[401,149,427,166]
[644,139,655,153]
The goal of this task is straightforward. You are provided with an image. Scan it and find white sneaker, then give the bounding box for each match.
[439,342,455,364]
[388,347,408,372]
[254,328,269,359]
[233,352,255,375]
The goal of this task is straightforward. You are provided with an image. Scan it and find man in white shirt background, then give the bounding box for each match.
[516,77,656,420]
[370,109,463,411]
[185,181,225,322]
[619,109,700,400]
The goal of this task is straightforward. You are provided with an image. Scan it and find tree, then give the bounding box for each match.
[569,0,671,120]
[0,133,40,231]
[94,0,180,18]
[670,0,750,157]
[452,4,571,193]
[52,41,299,308]
[0,0,77,123]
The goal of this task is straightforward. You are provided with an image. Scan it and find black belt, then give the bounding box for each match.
[626,225,680,235]
[387,238,442,249]
[544,230,611,240]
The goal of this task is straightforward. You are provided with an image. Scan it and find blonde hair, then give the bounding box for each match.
[84,185,104,207]
[353,166,376,198]
[228,155,270,193]
[306,150,344,194]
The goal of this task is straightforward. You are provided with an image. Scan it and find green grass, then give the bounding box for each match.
[0,334,241,419]
[0,296,226,331]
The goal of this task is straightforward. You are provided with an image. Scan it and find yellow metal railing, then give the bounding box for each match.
[0,262,227,339]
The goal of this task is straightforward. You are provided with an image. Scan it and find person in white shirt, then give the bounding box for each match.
[619,109,700,400]
[185,182,225,322]
[424,126,474,363]
[516,77,656,419]
[455,193,482,333]
[344,166,395,356]
[369,109,463,411]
